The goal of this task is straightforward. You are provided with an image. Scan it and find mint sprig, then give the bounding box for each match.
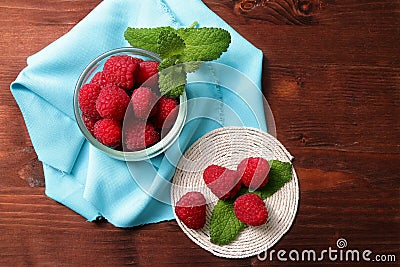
[210,200,246,245]
[124,22,231,98]
[209,160,293,245]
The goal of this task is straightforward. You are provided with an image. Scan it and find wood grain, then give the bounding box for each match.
[0,0,399,266]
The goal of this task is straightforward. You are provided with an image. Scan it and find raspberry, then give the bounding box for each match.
[237,157,270,190]
[93,119,122,147]
[130,87,158,119]
[95,85,130,120]
[203,165,242,200]
[136,61,159,85]
[102,55,140,90]
[78,83,101,119]
[143,123,160,147]
[82,114,97,135]
[90,71,109,87]
[175,191,206,229]
[154,96,179,129]
[233,193,268,226]
[124,122,160,151]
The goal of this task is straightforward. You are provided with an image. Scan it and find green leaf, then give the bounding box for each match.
[160,58,202,73]
[124,26,175,53]
[157,30,185,59]
[210,200,246,245]
[158,56,179,70]
[259,160,293,199]
[182,61,203,73]
[177,28,231,62]
[158,64,187,98]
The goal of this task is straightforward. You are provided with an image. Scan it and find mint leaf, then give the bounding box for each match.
[182,61,203,73]
[259,160,293,199]
[158,56,179,70]
[177,28,231,62]
[124,26,175,53]
[158,64,187,97]
[157,30,185,59]
[210,200,246,245]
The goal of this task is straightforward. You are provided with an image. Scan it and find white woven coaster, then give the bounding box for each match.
[170,126,299,258]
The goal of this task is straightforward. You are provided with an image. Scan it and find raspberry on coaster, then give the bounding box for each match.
[237,157,270,190]
[175,191,207,230]
[102,55,141,90]
[203,165,242,200]
[95,85,130,121]
[78,83,102,119]
[233,193,268,226]
[93,118,122,147]
[130,87,158,119]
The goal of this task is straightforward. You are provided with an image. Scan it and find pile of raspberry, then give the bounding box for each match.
[175,157,270,229]
[78,54,179,151]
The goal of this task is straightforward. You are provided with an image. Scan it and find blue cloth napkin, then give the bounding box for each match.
[10,0,266,227]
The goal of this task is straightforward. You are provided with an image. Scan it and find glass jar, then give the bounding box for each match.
[73,47,187,161]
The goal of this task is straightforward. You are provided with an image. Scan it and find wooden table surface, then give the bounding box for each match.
[1,0,399,266]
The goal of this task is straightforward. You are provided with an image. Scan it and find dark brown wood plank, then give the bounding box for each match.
[0,0,399,266]
[0,0,99,26]
[266,64,400,153]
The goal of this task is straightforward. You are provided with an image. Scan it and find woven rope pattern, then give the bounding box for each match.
[171,127,299,258]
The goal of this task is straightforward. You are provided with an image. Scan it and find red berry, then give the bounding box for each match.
[102,55,140,90]
[124,122,160,151]
[175,192,206,230]
[237,157,270,190]
[78,83,102,119]
[203,165,242,200]
[130,87,158,119]
[90,71,109,88]
[154,96,178,129]
[144,123,160,147]
[136,61,159,85]
[233,193,268,226]
[95,85,130,120]
[93,119,122,147]
[82,114,97,135]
